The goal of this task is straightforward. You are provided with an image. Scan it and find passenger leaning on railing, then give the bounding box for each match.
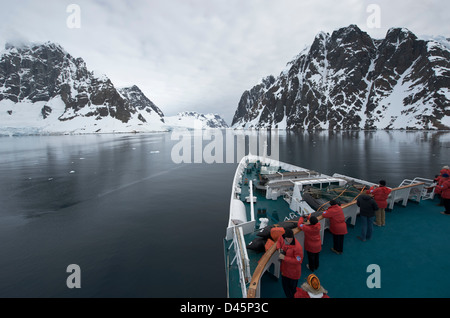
[321,200,347,255]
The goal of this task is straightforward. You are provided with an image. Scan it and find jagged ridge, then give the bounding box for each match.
[232,25,450,130]
[0,41,165,134]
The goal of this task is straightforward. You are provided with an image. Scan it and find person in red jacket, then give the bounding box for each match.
[298,215,321,272]
[435,168,449,206]
[369,180,392,226]
[321,200,347,254]
[439,174,450,215]
[295,274,330,298]
[276,227,303,298]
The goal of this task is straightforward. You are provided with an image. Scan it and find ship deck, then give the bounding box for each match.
[258,197,450,298]
[224,161,450,298]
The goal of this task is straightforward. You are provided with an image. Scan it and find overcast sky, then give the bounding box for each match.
[0,0,448,124]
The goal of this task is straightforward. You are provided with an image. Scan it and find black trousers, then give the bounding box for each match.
[440,194,444,206]
[307,251,320,271]
[444,198,450,214]
[333,234,345,253]
[281,275,298,298]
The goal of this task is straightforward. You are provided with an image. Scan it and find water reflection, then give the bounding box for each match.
[279,130,449,186]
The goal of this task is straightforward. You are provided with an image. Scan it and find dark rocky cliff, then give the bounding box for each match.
[232,25,450,130]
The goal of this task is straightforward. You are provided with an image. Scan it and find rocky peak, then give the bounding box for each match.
[0,41,166,134]
[232,25,450,130]
[384,27,417,44]
[118,85,164,122]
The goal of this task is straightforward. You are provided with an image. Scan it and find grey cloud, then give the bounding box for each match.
[0,0,449,124]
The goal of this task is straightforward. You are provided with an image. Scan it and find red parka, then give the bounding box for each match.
[436,177,449,195]
[298,216,322,253]
[434,170,449,194]
[322,204,347,235]
[441,178,450,199]
[370,186,392,209]
[276,236,303,280]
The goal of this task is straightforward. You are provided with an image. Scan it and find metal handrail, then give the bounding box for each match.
[229,225,251,298]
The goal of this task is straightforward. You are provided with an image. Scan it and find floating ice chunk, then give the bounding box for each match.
[69,170,75,174]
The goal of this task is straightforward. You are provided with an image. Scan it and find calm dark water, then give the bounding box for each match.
[0,130,449,297]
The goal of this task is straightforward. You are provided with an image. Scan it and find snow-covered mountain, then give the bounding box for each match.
[0,42,230,135]
[163,111,229,129]
[0,41,166,135]
[232,25,450,130]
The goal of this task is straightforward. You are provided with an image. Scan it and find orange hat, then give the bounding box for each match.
[307,274,321,290]
[301,274,328,295]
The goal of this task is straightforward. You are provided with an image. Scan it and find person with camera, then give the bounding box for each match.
[276,227,303,298]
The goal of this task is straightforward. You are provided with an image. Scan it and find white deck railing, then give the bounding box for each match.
[387,179,425,209]
[228,226,251,298]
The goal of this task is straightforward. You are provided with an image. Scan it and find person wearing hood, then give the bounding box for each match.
[356,194,379,242]
[294,274,330,298]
